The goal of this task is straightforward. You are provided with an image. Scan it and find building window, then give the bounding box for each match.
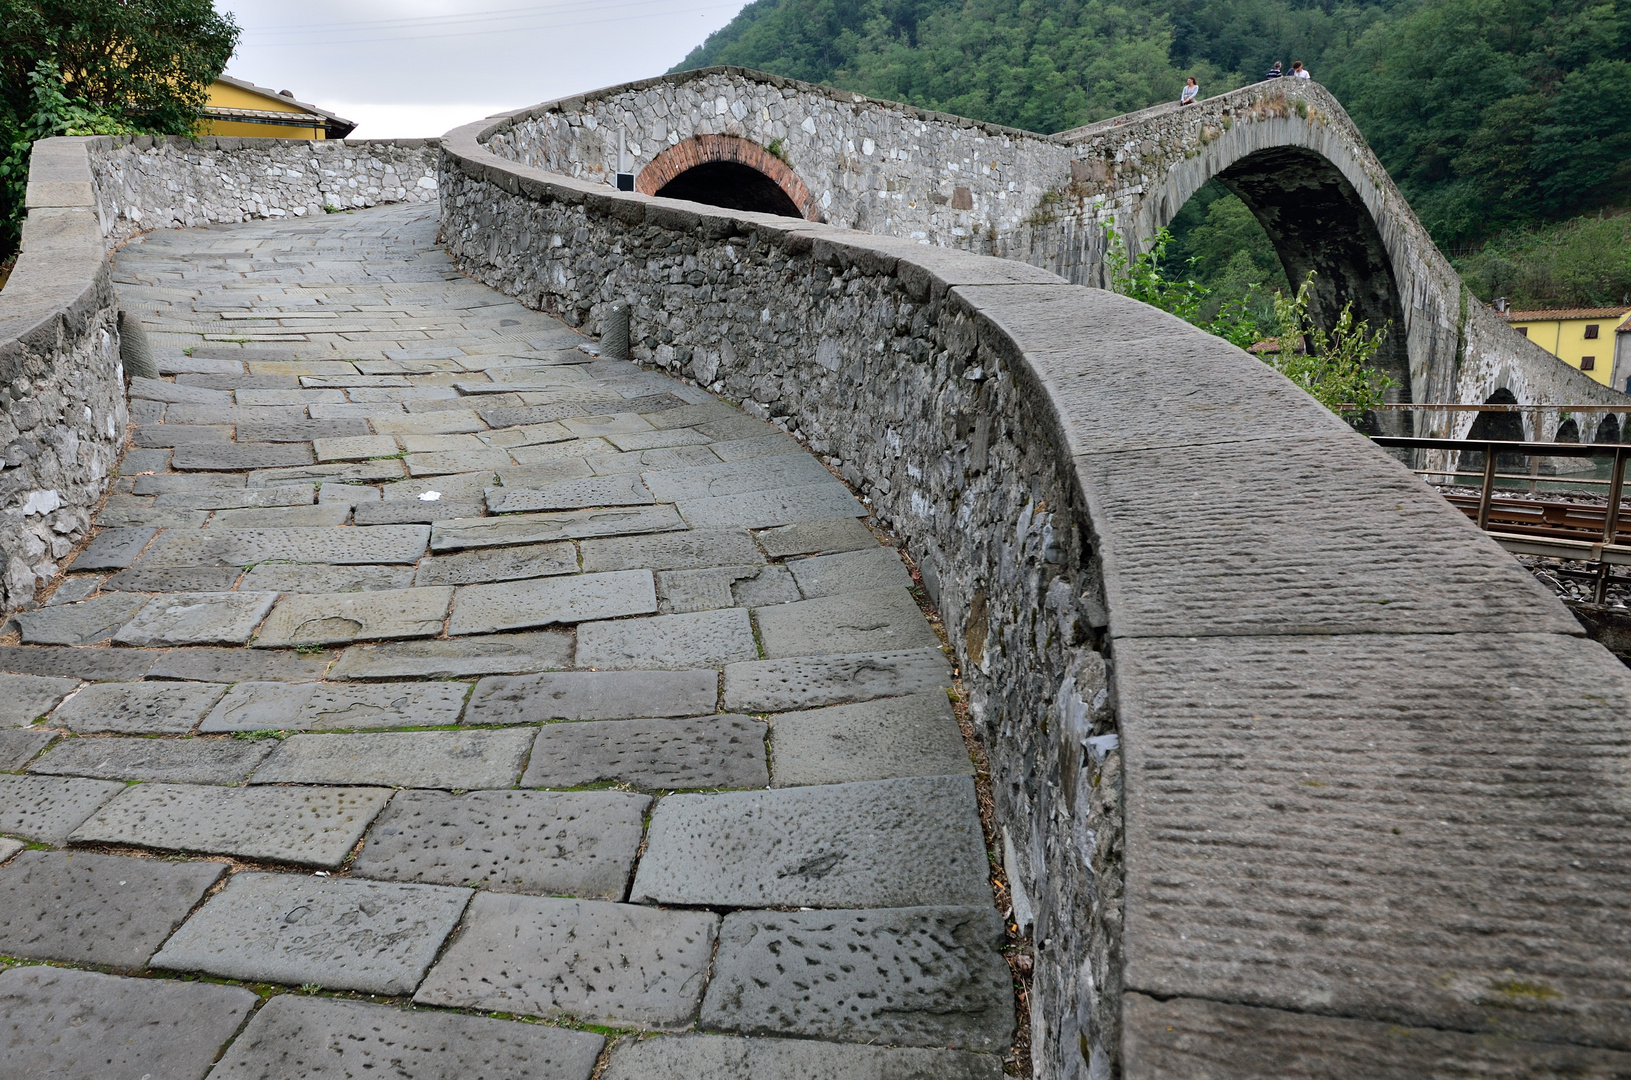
[1515,326,1529,337]
[1586,324,1601,339]
[1582,356,1596,371]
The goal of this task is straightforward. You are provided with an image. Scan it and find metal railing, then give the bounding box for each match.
[1375,436,1631,603]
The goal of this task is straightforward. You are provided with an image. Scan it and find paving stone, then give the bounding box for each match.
[12,592,148,645]
[44,575,102,606]
[0,728,56,770]
[0,774,123,842]
[383,472,497,502]
[641,455,834,502]
[631,775,989,908]
[450,569,655,634]
[700,906,1012,1052]
[103,565,245,592]
[523,715,768,790]
[240,562,416,593]
[70,784,392,866]
[154,484,315,509]
[252,729,533,789]
[355,498,485,524]
[656,565,798,613]
[331,633,574,679]
[0,966,256,1080]
[132,423,232,448]
[30,735,277,783]
[173,442,315,470]
[238,418,372,441]
[586,445,721,475]
[152,872,470,993]
[200,680,469,733]
[786,546,913,598]
[487,474,654,512]
[211,503,353,527]
[406,449,511,476]
[465,669,717,725]
[147,646,333,683]
[0,644,158,681]
[112,591,278,646]
[430,505,685,551]
[371,409,486,434]
[354,788,649,898]
[769,692,972,786]
[694,415,780,441]
[317,482,381,506]
[705,434,809,462]
[642,401,741,429]
[414,541,577,587]
[481,420,576,449]
[135,524,430,565]
[132,472,244,494]
[95,501,211,528]
[600,1035,1002,1080]
[755,589,939,658]
[0,850,226,968]
[314,433,398,461]
[50,681,227,733]
[256,586,453,646]
[208,995,604,1080]
[0,673,80,726]
[577,608,758,669]
[580,528,762,572]
[413,894,718,1027]
[117,447,172,473]
[676,485,866,530]
[482,404,592,427]
[129,377,233,405]
[0,835,23,860]
[495,460,595,488]
[604,427,713,451]
[251,462,410,489]
[239,388,348,406]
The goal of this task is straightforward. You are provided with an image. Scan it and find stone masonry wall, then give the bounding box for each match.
[443,120,1131,1079]
[0,137,129,611]
[88,134,441,241]
[485,67,1069,255]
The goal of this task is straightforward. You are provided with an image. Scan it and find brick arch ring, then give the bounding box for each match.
[636,134,821,221]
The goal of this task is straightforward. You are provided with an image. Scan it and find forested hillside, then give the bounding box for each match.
[676,0,1631,307]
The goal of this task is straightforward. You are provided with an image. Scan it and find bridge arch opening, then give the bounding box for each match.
[636,134,817,221]
[1162,146,1415,419]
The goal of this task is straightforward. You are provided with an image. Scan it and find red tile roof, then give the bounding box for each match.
[1503,306,1631,322]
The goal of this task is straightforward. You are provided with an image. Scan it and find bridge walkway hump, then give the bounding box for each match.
[0,203,1012,1079]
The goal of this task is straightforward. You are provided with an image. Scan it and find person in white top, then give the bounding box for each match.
[1180,77,1200,105]
[1291,61,1311,79]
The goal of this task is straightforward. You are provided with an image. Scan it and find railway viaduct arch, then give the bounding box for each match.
[482,66,1627,429]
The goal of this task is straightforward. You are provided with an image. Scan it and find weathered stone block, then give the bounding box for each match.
[466,669,718,724]
[152,872,470,994]
[449,570,655,634]
[0,672,80,726]
[580,528,761,572]
[413,540,577,586]
[722,648,951,712]
[576,608,758,669]
[50,681,227,734]
[354,788,649,899]
[413,894,718,1028]
[755,589,938,658]
[70,783,390,867]
[631,775,989,908]
[769,691,970,786]
[30,735,276,783]
[14,593,148,645]
[523,714,768,790]
[0,850,225,968]
[209,995,604,1080]
[255,586,454,646]
[112,591,278,646]
[600,1035,1002,1080]
[330,633,573,679]
[251,729,533,789]
[701,906,1012,1051]
[0,773,124,842]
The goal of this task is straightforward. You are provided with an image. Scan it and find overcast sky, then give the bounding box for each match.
[217,0,747,138]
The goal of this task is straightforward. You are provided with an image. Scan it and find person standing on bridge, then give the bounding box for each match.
[1292,61,1311,79]
[1180,77,1200,105]
[1266,60,1283,79]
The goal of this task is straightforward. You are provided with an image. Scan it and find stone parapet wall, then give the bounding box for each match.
[0,137,129,610]
[484,67,1068,254]
[440,116,1631,1077]
[87,134,441,241]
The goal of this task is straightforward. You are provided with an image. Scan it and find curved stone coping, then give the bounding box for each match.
[441,124,1631,1070]
[485,64,1044,145]
[2,138,110,366]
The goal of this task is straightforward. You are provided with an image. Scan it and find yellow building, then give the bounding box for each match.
[1503,305,1631,387]
[197,76,355,140]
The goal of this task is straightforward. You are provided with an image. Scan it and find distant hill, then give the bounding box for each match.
[675,0,1631,254]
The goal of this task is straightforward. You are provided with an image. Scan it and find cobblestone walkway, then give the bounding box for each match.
[0,204,1012,1078]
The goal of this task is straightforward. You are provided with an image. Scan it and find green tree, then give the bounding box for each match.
[0,0,238,257]
[1264,272,1394,419]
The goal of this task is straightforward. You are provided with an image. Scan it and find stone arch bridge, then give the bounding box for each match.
[485,65,1626,431]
